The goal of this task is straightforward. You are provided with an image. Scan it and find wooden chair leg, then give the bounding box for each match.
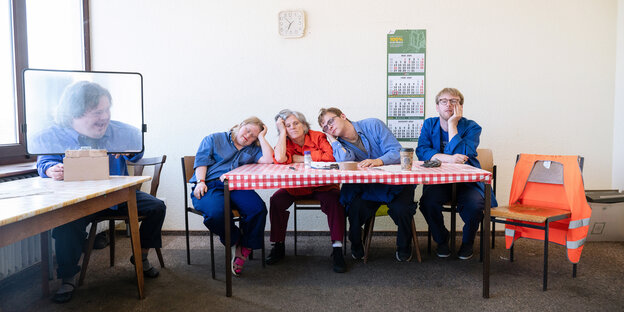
[109,220,115,267]
[185,211,191,265]
[155,248,165,268]
[411,219,422,263]
[294,205,299,256]
[363,217,375,264]
[79,222,98,286]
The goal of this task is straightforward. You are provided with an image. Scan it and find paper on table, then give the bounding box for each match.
[376,165,408,172]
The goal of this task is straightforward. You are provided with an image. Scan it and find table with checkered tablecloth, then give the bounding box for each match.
[220,162,494,298]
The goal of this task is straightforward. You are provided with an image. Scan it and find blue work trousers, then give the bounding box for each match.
[191,180,266,250]
[52,190,166,279]
[347,185,416,249]
[419,183,484,245]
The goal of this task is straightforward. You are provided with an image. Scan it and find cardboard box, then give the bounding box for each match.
[586,190,624,242]
[64,149,110,181]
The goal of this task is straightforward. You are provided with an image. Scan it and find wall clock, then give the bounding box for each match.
[278,10,305,38]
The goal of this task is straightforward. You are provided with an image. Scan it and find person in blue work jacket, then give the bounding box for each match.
[36,81,166,303]
[190,116,274,277]
[416,87,498,260]
[318,107,417,262]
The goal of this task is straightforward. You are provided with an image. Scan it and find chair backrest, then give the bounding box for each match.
[181,156,196,209]
[476,148,496,195]
[127,155,167,197]
[512,154,584,210]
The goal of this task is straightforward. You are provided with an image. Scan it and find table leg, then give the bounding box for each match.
[483,184,491,298]
[224,179,232,297]
[126,187,144,299]
[450,184,457,257]
[40,231,50,297]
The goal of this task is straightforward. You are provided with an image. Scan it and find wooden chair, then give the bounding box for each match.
[293,199,347,256]
[181,156,264,279]
[362,205,422,263]
[79,155,167,285]
[490,154,585,291]
[426,148,497,260]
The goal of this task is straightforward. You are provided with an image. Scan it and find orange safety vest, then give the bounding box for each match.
[504,154,592,263]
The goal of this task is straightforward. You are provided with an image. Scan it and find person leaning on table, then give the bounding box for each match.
[265,109,346,273]
[416,87,498,260]
[190,116,274,277]
[318,107,417,262]
[35,81,166,304]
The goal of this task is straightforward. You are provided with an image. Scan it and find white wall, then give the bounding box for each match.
[90,0,618,231]
[614,0,624,191]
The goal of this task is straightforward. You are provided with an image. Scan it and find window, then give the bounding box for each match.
[0,0,86,164]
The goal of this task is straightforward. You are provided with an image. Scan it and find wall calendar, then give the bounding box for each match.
[387,30,426,142]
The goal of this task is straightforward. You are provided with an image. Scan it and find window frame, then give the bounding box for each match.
[0,0,90,165]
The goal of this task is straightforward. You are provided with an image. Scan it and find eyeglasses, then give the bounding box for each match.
[322,116,337,132]
[437,98,460,106]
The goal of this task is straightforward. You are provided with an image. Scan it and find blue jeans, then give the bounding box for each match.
[419,183,484,245]
[52,190,166,279]
[191,180,266,250]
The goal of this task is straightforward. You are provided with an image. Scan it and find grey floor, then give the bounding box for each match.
[1,233,623,312]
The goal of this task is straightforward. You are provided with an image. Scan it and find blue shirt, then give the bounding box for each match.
[331,118,407,206]
[29,120,142,155]
[190,132,263,182]
[331,118,401,165]
[416,116,498,206]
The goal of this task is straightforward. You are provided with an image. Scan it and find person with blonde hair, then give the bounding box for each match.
[266,109,346,273]
[417,87,498,260]
[190,116,274,276]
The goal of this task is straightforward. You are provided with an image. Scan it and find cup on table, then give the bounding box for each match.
[400,147,414,171]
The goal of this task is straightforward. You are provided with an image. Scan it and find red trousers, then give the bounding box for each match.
[269,188,345,242]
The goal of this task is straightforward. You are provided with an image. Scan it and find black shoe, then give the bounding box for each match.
[351,243,364,260]
[436,243,451,258]
[93,231,109,250]
[130,255,160,278]
[331,247,346,273]
[265,242,285,265]
[52,282,75,303]
[395,245,412,262]
[458,243,474,260]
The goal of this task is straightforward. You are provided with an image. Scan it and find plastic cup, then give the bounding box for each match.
[400,148,414,171]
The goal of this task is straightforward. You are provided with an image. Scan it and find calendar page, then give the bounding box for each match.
[387,119,424,140]
[388,76,425,96]
[388,98,424,117]
[388,53,425,73]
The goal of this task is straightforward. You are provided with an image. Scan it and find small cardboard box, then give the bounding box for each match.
[64,149,110,181]
[586,190,624,242]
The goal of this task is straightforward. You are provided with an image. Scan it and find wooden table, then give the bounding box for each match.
[221,162,493,298]
[0,175,150,299]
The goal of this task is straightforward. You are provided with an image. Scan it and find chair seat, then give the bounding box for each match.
[491,205,570,223]
[294,199,322,207]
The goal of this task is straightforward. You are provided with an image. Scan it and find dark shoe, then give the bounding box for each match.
[265,242,285,265]
[458,243,474,260]
[351,243,364,260]
[93,231,109,250]
[52,282,75,303]
[395,245,412,262]
[436,243,451,258]
[130,255,160,278]
[331,247,346,273]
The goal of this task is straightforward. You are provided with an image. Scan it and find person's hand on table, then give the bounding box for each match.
[358,159,383,168]
[46,163,64,180]
[194,181,208,199]
[434,153,468,164]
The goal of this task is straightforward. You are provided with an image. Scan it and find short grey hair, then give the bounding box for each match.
[274,109,310,135]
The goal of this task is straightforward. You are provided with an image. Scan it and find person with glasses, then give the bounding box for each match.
[416,87,498,260]
[317,108,417,262]
[265,109,346,273]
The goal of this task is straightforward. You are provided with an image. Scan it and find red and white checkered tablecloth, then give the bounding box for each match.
[222,161,492,190]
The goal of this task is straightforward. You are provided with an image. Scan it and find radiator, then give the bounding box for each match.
[0,236,42,280]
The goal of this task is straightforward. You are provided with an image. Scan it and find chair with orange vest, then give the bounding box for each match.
[490,154,591,291]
